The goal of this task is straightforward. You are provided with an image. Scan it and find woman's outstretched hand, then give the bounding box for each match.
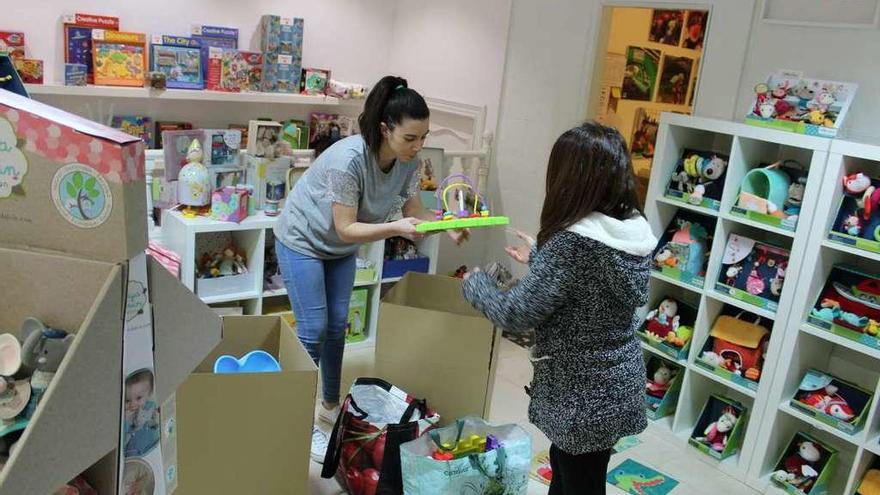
[447,228,470,245]
[392,217,425,241]
[505,229,535,265]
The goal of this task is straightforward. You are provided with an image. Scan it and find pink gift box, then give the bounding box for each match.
[211,186,249,223]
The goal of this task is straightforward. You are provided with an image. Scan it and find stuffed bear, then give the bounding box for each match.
[20,317,74,419]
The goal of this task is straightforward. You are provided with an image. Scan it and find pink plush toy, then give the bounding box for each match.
[697,406,738,452]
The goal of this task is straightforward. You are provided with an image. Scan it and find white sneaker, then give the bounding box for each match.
[318,404,341,425]
[311,426,329,463]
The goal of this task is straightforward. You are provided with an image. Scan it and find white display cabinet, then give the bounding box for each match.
[643,113,831,489]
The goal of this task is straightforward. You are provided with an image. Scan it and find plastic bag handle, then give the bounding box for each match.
[321,395,353,478]
[430,418,465,452]
[399,398,427,424]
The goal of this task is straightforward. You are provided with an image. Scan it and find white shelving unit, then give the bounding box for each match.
[643,113,832,490]
[750,139,880,495]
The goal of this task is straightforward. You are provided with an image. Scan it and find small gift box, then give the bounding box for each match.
[210,186,248,223]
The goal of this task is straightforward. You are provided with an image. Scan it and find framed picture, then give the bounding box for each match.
[630,108,660,159]
[246,120,282,159]
[417,147,445,209]
[657,55,694,105]
[622,46,660,101]
[649,10,685,46]
[682,10,709,50]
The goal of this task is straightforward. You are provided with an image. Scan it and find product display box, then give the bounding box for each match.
[376,273,501,425]
[191,24,238,80]
[829,172,880,255]
[63,13,120,84]
[664,149,729,211]
[644,355,683,420]
[808,265,880,352]
[695,307,769,392]
[791,369,873,436]
[149,35,203,90]
[652,211,714,290]
[91,29,147,87]
[688,395,747,461]
[346,288,368,344]
[206,48,263,93]
[382,256,431,279]
[176,316,317,495]
[0,88,221,494]
[716,233,790,313]
[730,160,807,232]
[260,15,304,56]
[638,296,697,361]
[261,52,302,93]
[771,432,838,495]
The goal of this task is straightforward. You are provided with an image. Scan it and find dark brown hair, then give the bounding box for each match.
[358,75,430,154]
[537,122,642,247]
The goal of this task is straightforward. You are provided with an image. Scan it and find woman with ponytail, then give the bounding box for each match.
[274,76,467,461]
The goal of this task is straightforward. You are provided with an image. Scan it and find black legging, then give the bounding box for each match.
[548,443,612,495]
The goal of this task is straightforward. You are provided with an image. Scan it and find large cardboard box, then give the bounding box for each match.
[175,316,318,494]
[376,273,501,425]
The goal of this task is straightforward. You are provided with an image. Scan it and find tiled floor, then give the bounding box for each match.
[309,339,761,494]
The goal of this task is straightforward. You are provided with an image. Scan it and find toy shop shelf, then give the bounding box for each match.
[778,401,864,446]
[165,209,276,233]
[720,211,795,239]
[649,271,704,294]
[688,362,758,399]
[821,239,880,264]
[655,196,719,218]
[25,83,348,106]
[705,290,776,320]
[640,341,688,368]
[201,290,261,305]
[801,322,880,361]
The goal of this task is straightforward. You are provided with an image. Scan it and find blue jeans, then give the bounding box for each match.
[276,239,356,404]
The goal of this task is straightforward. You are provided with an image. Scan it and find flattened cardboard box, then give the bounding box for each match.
[0,247,220,495]
[376,273,501,425]
[175,316,317,495]
[0,89,146,263]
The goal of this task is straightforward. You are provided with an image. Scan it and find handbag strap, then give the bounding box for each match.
[399,398,427,424]
[321,395,352,479]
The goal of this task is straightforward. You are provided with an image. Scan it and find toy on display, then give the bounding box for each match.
[645,360,674,398]
[860,466,880,495]
[792,369,873,435]
[149,35,203,90]
[644,355,682,420]
[771,432,837,495]
[247,120,284,159]
[207,48,263,92]
[652,211,713,288]
[63,13,120,84]
[64,63,88,86]
[415,174,509,233]
[746,70,857,138]
[689,395,746,460]
[282,119,309,150]
[716,233,789,312]
[155,121,192,148]
[13,58,42,84]
[829,171,880,254]
[191,24,238,80]
[198,245,248,279]
[210,186,249,223]
[176,139,212,217]
[145,70,166,89]
[697,309,768,389]
[91,29,147,87]
[665,148,729,210]
[301,67,330,95]
[213,350,281,374]
[260,15,304,56]
[0,32,25,60]
[640,297,695,357]
[308,112,353,156]
[111,115,153,147]
[731,160,807,231]
[346,289,368,344]
[808,265,880,351]
[326,79,367,99]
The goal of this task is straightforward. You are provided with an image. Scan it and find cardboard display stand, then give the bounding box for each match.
[0,90,221,494]
[375,273,501,425]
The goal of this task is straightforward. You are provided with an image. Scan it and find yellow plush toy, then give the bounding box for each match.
[859,469,880,495]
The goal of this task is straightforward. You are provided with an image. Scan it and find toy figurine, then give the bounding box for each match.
[646,363,674,399]
[177,139,212,217]
[746,266,765,295]
[759,101,776,119]
[772,441,822,492]
[20,317,74,419]
[753,83,770,114]
[843,214,862,236]
[695,406,738,452]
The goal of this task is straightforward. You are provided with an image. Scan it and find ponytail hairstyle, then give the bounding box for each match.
[358,75,430,154]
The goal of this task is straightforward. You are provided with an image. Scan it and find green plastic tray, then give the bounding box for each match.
[416,216,510,233]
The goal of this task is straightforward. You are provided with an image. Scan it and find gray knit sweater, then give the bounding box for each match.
[463,213,658,454]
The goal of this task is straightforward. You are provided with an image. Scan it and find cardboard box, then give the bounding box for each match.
[376,273,500,425]
[0,89,146,263]
[175,316,317,494]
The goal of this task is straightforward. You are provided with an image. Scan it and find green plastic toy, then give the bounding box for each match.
[416,174,509,233]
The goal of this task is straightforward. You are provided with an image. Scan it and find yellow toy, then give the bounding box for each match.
[858,469,880,495]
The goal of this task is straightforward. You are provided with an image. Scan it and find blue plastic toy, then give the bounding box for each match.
[213,350,281,374]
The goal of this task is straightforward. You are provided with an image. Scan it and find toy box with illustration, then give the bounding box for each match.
[808,265,880,352]
[92,29,147,87]
[730,160,807,232]
[644,355,683,420]
[262,52,302,93]
[696,307,769,391]
[689,395,747,460]
[0,32,25,60]
[13,58,43,84]
[716,233,789,313]
[791,369,873,436]
[829,172,880,255]
[638,296,697,361]
[746,70,857,138]
[210,186,249,223]
[111,115,153,147]
[771,432,838,495]
[665,149,729,210]
[652,211,714,289]
[260,15,304,56]
[191,24,238,80]
[346,288,368,344]
[64,63,88,86]
[63,13,119,84]
[301,67,330,95]
[206,48,263,92]
[149,35,203,90]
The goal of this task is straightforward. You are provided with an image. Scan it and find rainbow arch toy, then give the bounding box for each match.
[415,174,509,233]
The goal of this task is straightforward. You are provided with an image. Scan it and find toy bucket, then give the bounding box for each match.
[739,167,790,211]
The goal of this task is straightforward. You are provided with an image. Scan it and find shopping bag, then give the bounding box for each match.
[400,416,531,495]
[322,377,440,495]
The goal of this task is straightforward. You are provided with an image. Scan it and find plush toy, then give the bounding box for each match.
[773,441,822,492]
[700,351,725,368]
[654,248,677,268]
[858,469,880,495]
[20,318,74,419]
[645,299,680,339]
[696,406,738,452]
[844,173,872,195]
[795,83,816,107]
[844,214,863,236]
[759,101,777,119]
[784,180,806,218]
[798,380,858,423]
[646,364,674,399]
[665,325,693,348]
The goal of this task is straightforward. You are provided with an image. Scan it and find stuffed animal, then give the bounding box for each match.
[696,406,738,452]
[795,83,816,107]
[858,469,880,495]
[844,173,872,196]
[784,181,806,218]
[645,299,680,340]
[772,441,822,492]
[654,248,677,268]
[646,364,674,399]
[20,318,74,419]
[844,214,863,236]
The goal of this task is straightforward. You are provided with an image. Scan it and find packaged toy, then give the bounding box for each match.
[162,129,204,180]
[191,25,238,80]
[262,52,302,93]
[155,121,192,149]
[644,355,682,419]
[210,186,248,223]
[63,13,119,83]
[639,296,696,360]
[327,79,367,99]
[228,123,249,147]
[111,115,153,147]
[198,244,248,279]
[0,32,25,60]
[13,59,42,84]
[247,120,283,159]
[301,67,330,95]
[92,29,147,87]
[346,289,368,344]
[717,233,789,312]
[149,35,203,90]
[666,148,729,209]
[309,113,353,156]
[652,211,713,288]
[207,48,263,92]
[64,63,88,86]
[792,369,873,435]
[808,265,880,351]
[698,309,768,388]
[771,432,837,495]
[416,174,509,233]
[746,70,857,138]
[281,119,308,150]
[732,160,807,231]
[689,395,746,460]
[205,129,242,167]
[260,15,304,56]
[829,172,880,254]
